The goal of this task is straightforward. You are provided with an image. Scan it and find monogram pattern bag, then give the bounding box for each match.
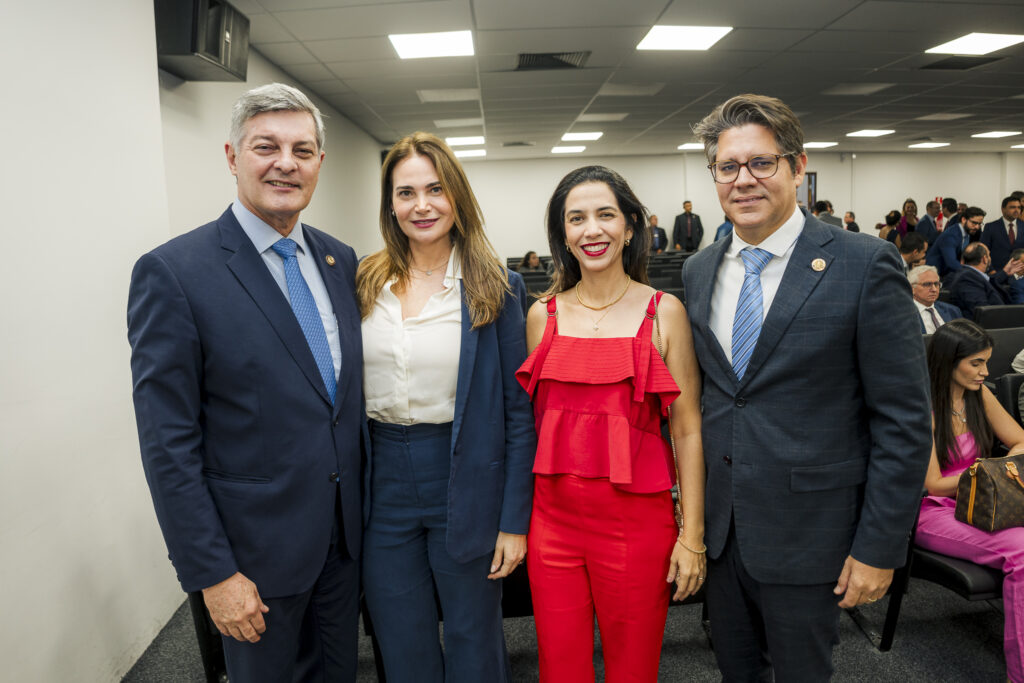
[953,453,1024,531]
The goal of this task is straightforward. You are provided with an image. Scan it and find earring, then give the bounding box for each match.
[624,238,631,246]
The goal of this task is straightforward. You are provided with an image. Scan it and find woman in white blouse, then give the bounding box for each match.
[356,132,535,682]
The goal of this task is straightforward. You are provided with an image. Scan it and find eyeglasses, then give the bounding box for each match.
[966,218,985,228]
[708,154,791,184]
[914,281,941,288]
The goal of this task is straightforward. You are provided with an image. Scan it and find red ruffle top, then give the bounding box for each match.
[516,291,681,493]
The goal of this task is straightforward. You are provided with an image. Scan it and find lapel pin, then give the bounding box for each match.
[811,258,826,272]
[325,254,336,266]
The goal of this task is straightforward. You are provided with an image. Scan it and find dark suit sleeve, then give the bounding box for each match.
[695,215,704,246]
[850,244,932,568]
[671,216,682,249]
[127,252,238,592]
[936,231,963,274]
[497,272,536,533]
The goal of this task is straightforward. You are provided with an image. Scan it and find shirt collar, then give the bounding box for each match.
[726,205,804,260]
[913,299,933,313]
[232,199,308,256]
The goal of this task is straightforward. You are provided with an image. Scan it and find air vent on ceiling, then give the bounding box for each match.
[502,141,536,147]
[516,51,590,71]
[922,56,1002,70]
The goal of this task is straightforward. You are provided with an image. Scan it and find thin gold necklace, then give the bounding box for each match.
[575,277,631,311]
[410,257,450,277]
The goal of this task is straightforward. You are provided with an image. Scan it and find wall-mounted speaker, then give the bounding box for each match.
[155,0,249,82]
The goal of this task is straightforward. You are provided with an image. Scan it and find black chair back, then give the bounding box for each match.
[974,304,1024,329]
[993,372,1024,425]
[985,326,1024,379]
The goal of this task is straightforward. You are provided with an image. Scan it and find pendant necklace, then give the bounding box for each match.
[576,277,631,331]
[410,257,449,277]
[951,401,967,424]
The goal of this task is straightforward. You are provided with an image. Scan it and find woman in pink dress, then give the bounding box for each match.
[920,319,1024,682]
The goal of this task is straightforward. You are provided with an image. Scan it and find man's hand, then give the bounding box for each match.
[203,572,270,642]
[833,556,893,608]
[1004,258,1024,277]
[488,532,526,579]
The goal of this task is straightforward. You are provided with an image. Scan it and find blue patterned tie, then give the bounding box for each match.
[732,247,773,380]
[271,238,337,404]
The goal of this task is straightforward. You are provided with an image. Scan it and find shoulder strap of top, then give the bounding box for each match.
[524,296,558,395]
[631,291,663,402]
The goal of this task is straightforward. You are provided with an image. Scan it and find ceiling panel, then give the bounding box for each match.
[473,0,665,31]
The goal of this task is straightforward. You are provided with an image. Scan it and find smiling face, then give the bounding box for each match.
[953,348,991,392]
[226,110,323,235]
[390,153,455,250]
[713,123,806,244]
[564,181,632,273]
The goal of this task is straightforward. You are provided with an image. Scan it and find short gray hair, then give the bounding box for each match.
[907,264,938,285]
[229,83,325,151]
[692,94,804,173]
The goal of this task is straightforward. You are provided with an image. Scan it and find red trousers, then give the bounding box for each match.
[527,474,676,682]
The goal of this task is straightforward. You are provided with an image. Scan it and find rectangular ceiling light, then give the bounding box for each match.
[846,129,895,137]
[1012,144,1024,149]
[446,136,485,146]
[677,143,704,150]
[562,132,603,141]
[552,146,585,154]
[926,32,1024,56]
[454,149,486,158]
[908,142,950,149]
[435,117,483,128]
[578,113,629,122]
[637,25,733,51]
[804,142,838,149]
[598,82,664,97]
[417,89,480,103]
[915,113,971,121]
[972,131,1021,138]
[389,30,474,59]
[821,83,894,96]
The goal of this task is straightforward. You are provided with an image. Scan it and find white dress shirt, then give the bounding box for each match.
[362,255,462,424]
[232,200,341,379]
[709,207,805,364]
[914,299,944,334]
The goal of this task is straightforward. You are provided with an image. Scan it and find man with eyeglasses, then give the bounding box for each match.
[981,195,1024,271]
[927,206,986,279]
[682,94,931,682]
[908,265,960,333]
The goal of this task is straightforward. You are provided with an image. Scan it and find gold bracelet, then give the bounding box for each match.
[676,536,707,554]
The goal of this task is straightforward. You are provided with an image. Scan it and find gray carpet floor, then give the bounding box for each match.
[123,578,1008,681]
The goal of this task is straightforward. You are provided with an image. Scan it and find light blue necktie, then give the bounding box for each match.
[271,238,337,404]
[732,247,773,380]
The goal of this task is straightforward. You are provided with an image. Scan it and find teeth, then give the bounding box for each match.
[583,244,607,252]
[268,181,296,188]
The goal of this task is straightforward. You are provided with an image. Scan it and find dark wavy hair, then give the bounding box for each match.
[544,165,650,294]
[926,319,994,468]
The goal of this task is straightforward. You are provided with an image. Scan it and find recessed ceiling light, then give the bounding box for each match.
[908,142,950,149]
[562,132,603,141]
[598,83,664,96]
[636,26,733,51]
[446,136,485,146]
[578,113,629,122]
[972,131,1021,138]
[552,146,585,154]
[454,149,486,158]
[915,113,972,121]
[926,32,1024,56]
[435,117,483,128]
[389,30,474,59]
[1012,144,1024,149]
[417,89,480,103]
[804,142,838,149]
[846,129,895,137]
[677,143,704,150]
[821,83,894,96]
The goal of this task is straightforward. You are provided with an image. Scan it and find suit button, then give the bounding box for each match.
[333,417,339,426]
[328,472,339,483]
[735,397,746,407]
[723,455,732,465]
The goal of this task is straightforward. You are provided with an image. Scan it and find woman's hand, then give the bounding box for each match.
[666,535,707,601]
[488,532,527,579]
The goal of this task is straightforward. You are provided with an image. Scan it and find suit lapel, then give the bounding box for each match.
[451,287,478,452]
[688,237,736,383]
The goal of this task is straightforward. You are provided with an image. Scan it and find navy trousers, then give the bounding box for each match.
[362,421,509,683]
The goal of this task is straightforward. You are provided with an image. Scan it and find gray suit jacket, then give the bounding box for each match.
[681,211,931,584]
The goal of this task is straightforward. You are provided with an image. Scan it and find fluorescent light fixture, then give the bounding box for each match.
[821,83,894,96]
[598,82,664,97]
[971,131,1021,138]
[454,149,486,158]
[677,143,704,150]
[552,146,586,154]
[1012,144,1024,149]
[636,25,732,51]
[846,129,895,137]
[908,142,950,149]
[562,132,603,141]
[445,136,485,146]
[915,113,971,121]
[389,30,474,59]
[926,32,1024,56]
[578,113,629,122]
[804,142,838,149]
[435,117,483,128]
[417,89,480,103]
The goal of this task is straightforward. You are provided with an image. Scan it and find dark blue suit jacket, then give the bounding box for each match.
[128,207,364,597]
[948,266,1024,319]
[915,213,939,246]
[363,272,536,563]
[682,212,931,584]
[917,300,962,333]
[980,217,1024,271]
[925,223,967,277]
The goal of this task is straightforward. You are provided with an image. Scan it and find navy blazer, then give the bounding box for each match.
[948,266,1019,319]
[682,212,931,584]
[917,300,962,333]
[363,272,536,563]
[128,207,364,597]
[915,213,939,247]
[925,223,967,277]
[980,217,1024,271]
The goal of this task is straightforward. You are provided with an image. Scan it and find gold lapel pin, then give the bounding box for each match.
[811,258,826,272]
[325,254,336,266]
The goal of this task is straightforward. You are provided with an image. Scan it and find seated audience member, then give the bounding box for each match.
[899,232,927,274]
[649,215,668,253]
[909,265,961,333]
[714,215,732,241]
[948,243,1024,319]
[843,211,860,232]
[942,197,960,229]
[981,195,1024,271]
[814,200,842,226]
[927,206,985,279]
[916,200,941,246]
[879,209,901,245]
[518,250,545,272]
[920,320,1024,683]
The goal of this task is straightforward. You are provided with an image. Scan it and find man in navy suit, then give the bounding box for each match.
[941,197,960,229]
[980,195,1024,271]
[908,265,961,333]
[685,94,931,681]
[650,213,668,253]
[926,206,986,279]
[128,84,363,681]
[949,242,1024,318]
[915,200,940,247]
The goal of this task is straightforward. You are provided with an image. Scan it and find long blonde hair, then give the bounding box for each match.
[356,132,509,328]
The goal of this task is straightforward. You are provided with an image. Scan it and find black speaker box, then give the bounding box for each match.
[155,0,249,82]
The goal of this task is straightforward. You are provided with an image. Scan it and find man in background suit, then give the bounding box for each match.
[941,196,960,229]
[684,94,931,682]
[814,200,842,226]
[908,265,961,333]
[673,200,704,251]
[980,195,1024,271]
[926,206,986,279]
[915,200,940,247]
[650,214,668,253]
[843,211,860,232]
[128,83,363,681]
[898,231,927,274]
[949,242,1024,318]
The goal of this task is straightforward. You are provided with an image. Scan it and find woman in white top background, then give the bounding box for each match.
[356,132,535,682]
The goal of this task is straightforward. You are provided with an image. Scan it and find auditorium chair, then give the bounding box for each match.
[974,304,1024,330]
[994,372,1024,426]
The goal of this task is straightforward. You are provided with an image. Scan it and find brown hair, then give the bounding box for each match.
[692,93,804,173]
